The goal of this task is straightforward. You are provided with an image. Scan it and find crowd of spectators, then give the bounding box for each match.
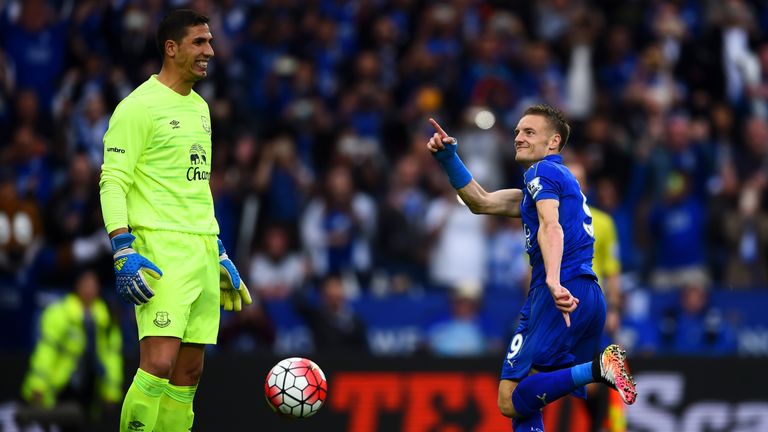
[2,0,767,357]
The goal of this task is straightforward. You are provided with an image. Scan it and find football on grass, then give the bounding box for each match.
[264,357,328,418]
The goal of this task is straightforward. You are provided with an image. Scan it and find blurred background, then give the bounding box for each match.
[1,0,768,431]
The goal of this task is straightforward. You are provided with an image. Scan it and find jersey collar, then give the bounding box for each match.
[544,154,563,164]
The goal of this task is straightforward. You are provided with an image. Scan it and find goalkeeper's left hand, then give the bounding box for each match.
[217,239,253,311]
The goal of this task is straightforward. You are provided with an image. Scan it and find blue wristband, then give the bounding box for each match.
[437,153,473,189]
[111,232,136,252]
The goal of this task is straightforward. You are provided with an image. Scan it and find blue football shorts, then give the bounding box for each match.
[500,275,606,389]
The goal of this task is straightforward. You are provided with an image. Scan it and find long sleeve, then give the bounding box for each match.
[99,97,152,233]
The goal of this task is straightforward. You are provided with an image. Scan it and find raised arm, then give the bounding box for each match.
[456,180,522,217]
[427,118,522,218]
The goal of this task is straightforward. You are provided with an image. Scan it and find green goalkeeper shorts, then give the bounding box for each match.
[131,229,220,344]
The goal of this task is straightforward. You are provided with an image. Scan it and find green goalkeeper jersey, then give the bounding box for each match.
[100,75,219,235]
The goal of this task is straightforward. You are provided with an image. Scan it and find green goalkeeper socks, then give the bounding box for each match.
[120,368,169,432]
[155,383,197,432]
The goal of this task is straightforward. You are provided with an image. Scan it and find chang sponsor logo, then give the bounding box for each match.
[189,143,207,165]
[186,166,210,181]
[187,143,210,181]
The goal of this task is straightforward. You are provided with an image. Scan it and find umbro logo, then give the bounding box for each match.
[170,120,180,129]
[128,420,145,431]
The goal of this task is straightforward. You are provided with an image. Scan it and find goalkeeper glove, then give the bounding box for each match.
[218,239,253,311]
[111,232,162,305]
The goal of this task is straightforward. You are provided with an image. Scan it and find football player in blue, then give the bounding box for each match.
[427,104,636,431]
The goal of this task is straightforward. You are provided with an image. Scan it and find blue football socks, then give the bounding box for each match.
[511,362,594,418]
[571,361,594,387]
[512,411,544,432]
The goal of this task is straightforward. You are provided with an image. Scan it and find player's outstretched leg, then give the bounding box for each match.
[592,344,637,405]
[506,348,637,420]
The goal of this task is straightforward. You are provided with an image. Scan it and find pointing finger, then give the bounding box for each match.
[429,118,449,138]
[563,312,571,327]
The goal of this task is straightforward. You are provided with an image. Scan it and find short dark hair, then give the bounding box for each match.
[156,9,210,57]
[523,104,571,151]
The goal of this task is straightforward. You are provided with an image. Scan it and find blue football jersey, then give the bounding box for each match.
[520,154,597,288]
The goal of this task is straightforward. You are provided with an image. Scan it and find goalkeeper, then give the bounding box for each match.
[99,9,252,432]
